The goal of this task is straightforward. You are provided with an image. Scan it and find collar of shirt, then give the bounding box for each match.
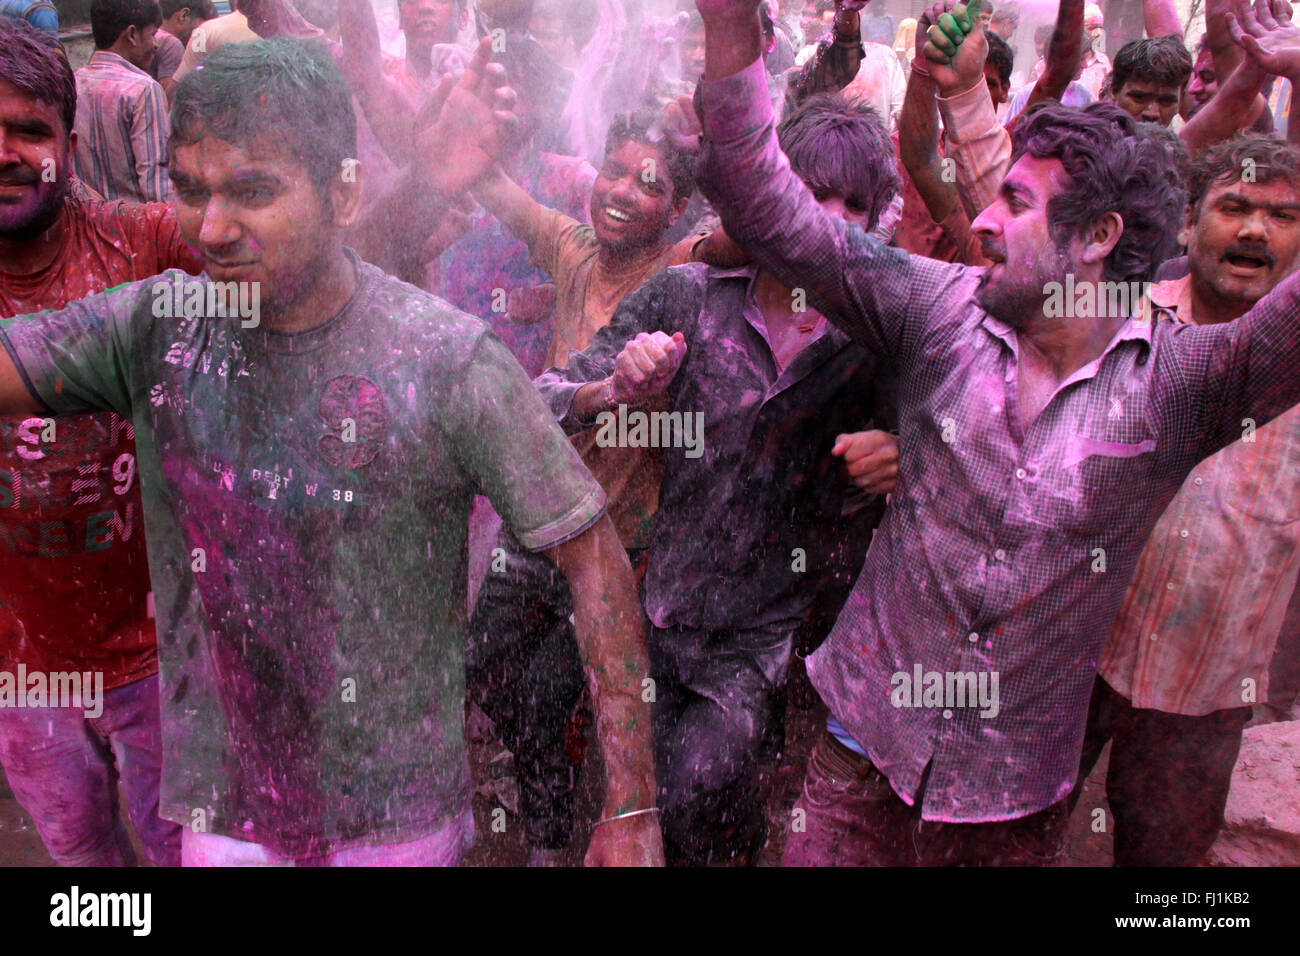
[87,49,151,79]
[1147,273,1194,325]
[709,261,855,352]
[977,296,1154,399]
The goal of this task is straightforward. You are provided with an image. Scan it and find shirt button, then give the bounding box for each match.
[942,709,953,719]
[1180,529,1189,537]
[1150,633,1158,641]
[1015,467,1027,480]
[968,632,979,643]
[994,548,1007,561]
[1194,477,1203,485]
[1166,582,1175,590]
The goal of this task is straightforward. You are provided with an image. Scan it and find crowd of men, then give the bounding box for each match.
[0,0,1297,867]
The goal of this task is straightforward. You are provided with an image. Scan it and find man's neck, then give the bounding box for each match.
[104,42,134,63]
[257,248,359,335]
[1017,308,1127,382]
[595,235,669,272]
[406,39,434,78]
[0,204,67,277]
[1188,273,1251,326]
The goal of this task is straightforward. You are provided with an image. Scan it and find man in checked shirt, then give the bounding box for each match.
[693,0,1300,865]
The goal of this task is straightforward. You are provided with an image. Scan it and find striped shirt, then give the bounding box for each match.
[73,51,171,204]
[697,56,1300,822]
[1100,275,1300,716]
[0,0,57,36]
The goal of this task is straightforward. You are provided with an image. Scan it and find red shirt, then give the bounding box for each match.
[0,197,201,689]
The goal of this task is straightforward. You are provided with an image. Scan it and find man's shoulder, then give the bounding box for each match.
[355,261,495,358]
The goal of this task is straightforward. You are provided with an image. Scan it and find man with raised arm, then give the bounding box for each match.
[694,0,1300,865]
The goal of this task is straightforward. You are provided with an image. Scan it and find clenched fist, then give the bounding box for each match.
[832,430,899,495]
[612,332,688,406]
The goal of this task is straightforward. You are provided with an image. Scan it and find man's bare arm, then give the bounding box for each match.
[544,515,663,867]
[1144,0,1184,39]
[470,167,548,251]
[899,65,958,224]
[0,347,46,416]
[1010,0,1084,131]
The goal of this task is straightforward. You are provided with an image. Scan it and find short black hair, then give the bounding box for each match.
[1011,102,1187,285]
[986,32,1014,86]
[604,107,697,201]
[171,38,356,206]
[1189,133,1300,216]
[0,16,76,134]
[778,92,900,229]
[158,0,215,20]
[1110,35,1193,95]
[91,0,163,49]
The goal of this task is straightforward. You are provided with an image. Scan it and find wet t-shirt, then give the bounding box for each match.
[0,256,606,855]
[0,196,201,690]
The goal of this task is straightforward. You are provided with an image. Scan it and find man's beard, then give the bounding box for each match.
[977,248,1070,331]
[0,177,69,243]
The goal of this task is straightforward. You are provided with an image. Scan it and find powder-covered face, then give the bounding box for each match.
[0,79,71,241]
[590,139,685,255]
[170,131,349,320]
[972,154,1079,330]
[1186,177,1300,314]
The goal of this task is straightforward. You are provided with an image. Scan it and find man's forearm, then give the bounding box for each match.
[899,68,958,223]
[1037,0,1085,100]
[470,166,546,250]
[702,4,765,80]
[1143,0,1183,39]
[1205,0,1244,78]
[548,517,657,818]
[1180,59,1269,154]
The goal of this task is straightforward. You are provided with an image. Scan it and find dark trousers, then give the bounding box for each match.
[649,623,794,865]
[466,529,590,849]
[781,732,1068,866]
[1071,676,1251,866]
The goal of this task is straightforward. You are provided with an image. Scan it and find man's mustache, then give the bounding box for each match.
[0,167,40,187]
[1222,244,1276,269]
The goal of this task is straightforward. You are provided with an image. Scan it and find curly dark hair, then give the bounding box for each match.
[1011,102,1187,285]
[604,107,697,201]
[985,32,1014,86]
[778,92,900,230]
[0,17,76,135]
[1188,133,1300,217]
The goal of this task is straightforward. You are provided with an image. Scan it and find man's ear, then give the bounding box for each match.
[666,193,689,229]
[1080,210,1124,265]
[329,160,364,229]
[1177,203,1195,248]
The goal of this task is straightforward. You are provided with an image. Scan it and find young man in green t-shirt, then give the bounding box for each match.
[0,37,662,866]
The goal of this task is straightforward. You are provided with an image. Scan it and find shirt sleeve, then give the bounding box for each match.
[154,33,185,81]
[1166,269,1300,460]
[131,82,171,204]
[533,267,691,432]
[24,0,59,35]
[938,78,1012,222]
[441,329,606,551]
[697,56,949,368]
[0,277,148,420]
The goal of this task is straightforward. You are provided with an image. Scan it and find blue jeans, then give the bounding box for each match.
[0,673,180,866]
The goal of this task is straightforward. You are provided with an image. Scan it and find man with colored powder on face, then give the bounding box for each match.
[456,105,708,865]
[1074,131,1300,867]
[0,16,201,868]
[692,0,1300,865]
[526,92,901,866]
[0,36,663,867]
